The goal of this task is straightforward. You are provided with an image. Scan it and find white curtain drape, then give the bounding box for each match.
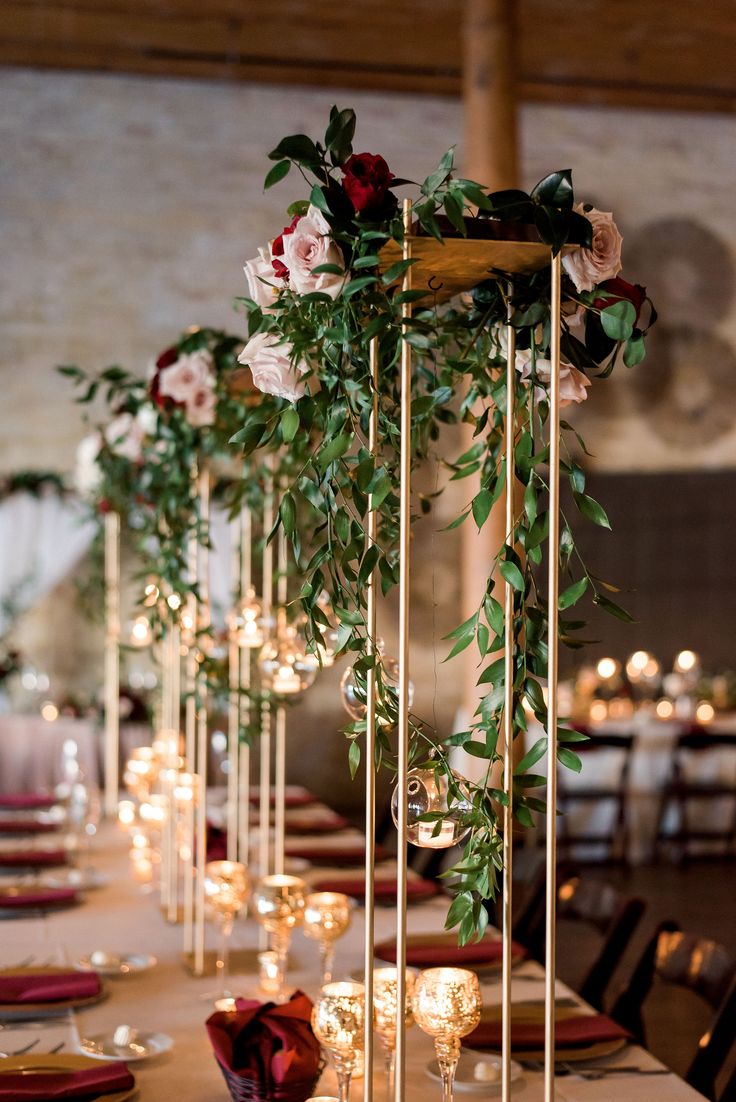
[0,492,97,633]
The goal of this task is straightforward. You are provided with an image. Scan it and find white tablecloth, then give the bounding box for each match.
[0,816,706,1102]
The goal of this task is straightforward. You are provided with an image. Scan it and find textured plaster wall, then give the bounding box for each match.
[2,70,735,807]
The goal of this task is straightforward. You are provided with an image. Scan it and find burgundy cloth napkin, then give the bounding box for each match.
[284,815,349,835]
[0,971,101,1004]
[206,990,321,1090]
[0,851,68,869]
[0,1061,133,1100]
[0,888,77,910]
[466,1012,631,1051]
[283,843,388,866]
[0,821,59,835]
[206,824,227,862]
[312,877,440,904]
[249,792,316,809]
[375,933,527,967]
[0,795,56,811]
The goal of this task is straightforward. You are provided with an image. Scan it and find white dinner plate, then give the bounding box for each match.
[75,952,157,976]
[425,1051,522,1092]
[40,868,109,891]
[79,1030,173,1062]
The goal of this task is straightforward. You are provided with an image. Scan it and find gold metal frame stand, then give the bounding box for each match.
[103,511,121,817]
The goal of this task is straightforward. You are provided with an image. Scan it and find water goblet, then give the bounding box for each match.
[412,968,482,1102]
[303,892,352,984]
[204,860,251,1002]
[373,967,415,1095]
[311,981,364,1102]
[251,874,305,1001]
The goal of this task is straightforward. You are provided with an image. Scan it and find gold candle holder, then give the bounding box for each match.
[204,859,251,1003]
[373,967,415,1096]
[303,892,352,984]
[312,981,365,1102]
[251,874,305,1001]
[412,968,482,1102]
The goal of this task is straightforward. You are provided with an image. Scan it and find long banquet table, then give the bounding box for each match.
[0,803,708,1102]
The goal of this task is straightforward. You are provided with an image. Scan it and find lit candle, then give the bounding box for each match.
[258,950,281,994]
[417,821,457,848]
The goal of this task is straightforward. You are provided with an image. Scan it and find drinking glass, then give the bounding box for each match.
[412,968,482,1102]
[303,892,352,984]
[251,874,305,1001]
[204,860,251,1002]
[311,981,364,1102]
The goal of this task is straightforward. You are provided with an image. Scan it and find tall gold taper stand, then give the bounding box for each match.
[103,511,121,818]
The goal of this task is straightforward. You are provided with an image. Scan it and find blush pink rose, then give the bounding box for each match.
[562,204,623,293]
[158,350,215,403]
[238,333,308,403]
[244,247,280,309]
[281,206,345,298]
[516,349,591,407]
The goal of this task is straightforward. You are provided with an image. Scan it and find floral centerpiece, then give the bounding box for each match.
[233,107,656,942]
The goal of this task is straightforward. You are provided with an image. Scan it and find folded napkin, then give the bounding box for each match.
[249,792,316,809]
[206,824,227,863]
[206,990,321,1092]
[0,794,56,811]
[466,1011,630,1051]
[312,877,440,904]
[283,843,388,866]
[0,888,77,910]
[375,932,527,967]
[0,1061,133,1100]
[0,851,68,869]
[284,815,349,835]
[0,821,59,835]
[0,971,101,1004]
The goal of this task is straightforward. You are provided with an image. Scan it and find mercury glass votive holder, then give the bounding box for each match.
[311,981,365,1102]
[303,892,352,984]
[412,968,482,1102]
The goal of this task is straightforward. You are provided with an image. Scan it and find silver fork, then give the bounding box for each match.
[561,1062,671,1079]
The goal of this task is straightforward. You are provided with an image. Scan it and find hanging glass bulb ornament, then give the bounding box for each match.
[259,621,319,697]
[228,586,266,649]
[391,766,472,849]
[340,641,413,726]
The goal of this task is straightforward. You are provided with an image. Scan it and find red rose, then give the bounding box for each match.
[342,152,394,214]
[150,345,180,408]
[593,277,647,323]
[271,215,301,279]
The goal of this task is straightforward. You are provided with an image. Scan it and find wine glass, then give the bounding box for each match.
[251,875,305,1001]
[303,892,352,984]
[311,981,364,1102]
[204,860,251,1003]
[373,967,415,1096]
[412,968,482,1102]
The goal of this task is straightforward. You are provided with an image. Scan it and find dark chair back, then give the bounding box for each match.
[557,733,636,863]
[612,923,736,1100]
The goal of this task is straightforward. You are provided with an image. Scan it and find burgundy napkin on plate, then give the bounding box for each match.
[284,815,349,835]
[0,795,56,812]
[283,843,388,867]
[0,851,68,869]
[0,821,59,835]
[206,824,227,862]
[0,971,101,1004]
[0,888,77,910]
[206,990,321,1090]
[374,933,527,967]
[312,877,440,904]
[466,1012,631,1051]
[0,1061,133,1100]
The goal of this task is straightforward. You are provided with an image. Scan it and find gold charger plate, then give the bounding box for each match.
[0,967,107,1018]
[471,1002,628,1064]
[0,1053,136,1102]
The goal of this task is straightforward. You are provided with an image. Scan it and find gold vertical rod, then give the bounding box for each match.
[194,466,211,976]
[394,198,413,1102]
[238,504,252,865]
[182,468,199,956]
[183,774,197,953]
[274,521,288,877]
[502,285,516,1102]
[363,336,380,1102]
[159,630,171,911]
[259,463,275,887]
[544,253,562,1102]
[227,511,241,864]
[167,623,181,923]
[103,511,120,817]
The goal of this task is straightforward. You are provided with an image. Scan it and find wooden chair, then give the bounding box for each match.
[654,728,736,863]
[557,731,635,864]
[612,924,736,1100]
[524,874,645,1010]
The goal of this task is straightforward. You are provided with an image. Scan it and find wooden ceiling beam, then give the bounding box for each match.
[2,0,734,114]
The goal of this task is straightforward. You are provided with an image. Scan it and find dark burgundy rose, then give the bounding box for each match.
[593,277,647,323]
[342,153,394,214]
[271,215,301,279]
[150,344,184,409]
